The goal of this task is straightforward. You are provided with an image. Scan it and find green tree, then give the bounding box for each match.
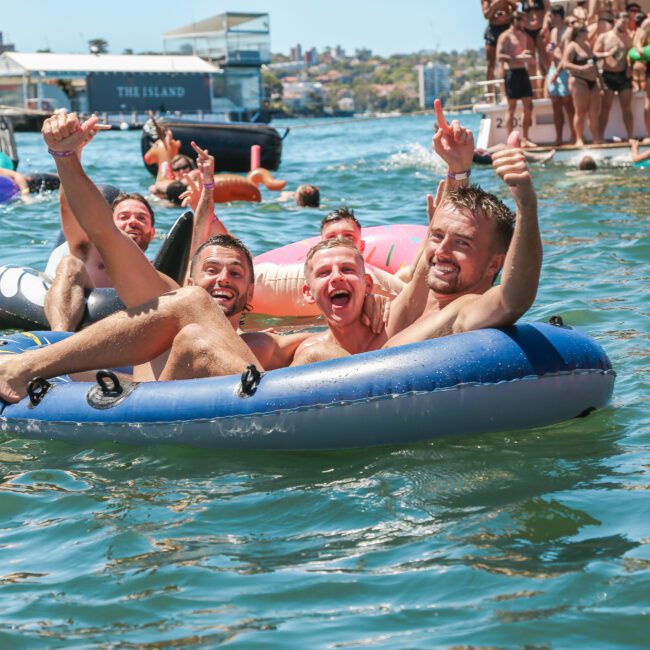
[88,38,109,54]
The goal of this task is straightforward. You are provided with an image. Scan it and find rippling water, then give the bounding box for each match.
[0,114,648,648]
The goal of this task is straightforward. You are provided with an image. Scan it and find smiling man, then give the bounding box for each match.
[290,237,387,365]
[44,190,157,331]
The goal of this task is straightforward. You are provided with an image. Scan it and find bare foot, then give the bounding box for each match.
[0,356,29,404]
[539,149,556,163]
[575,139,585,147]
[520,138,538,148]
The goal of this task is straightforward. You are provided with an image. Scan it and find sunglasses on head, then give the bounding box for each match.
[172,163,192,172]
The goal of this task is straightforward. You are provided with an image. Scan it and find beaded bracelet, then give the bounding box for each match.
[203,182,215,190]
[48,148,75,158]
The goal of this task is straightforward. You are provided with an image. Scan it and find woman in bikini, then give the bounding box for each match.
[563,23,603,145]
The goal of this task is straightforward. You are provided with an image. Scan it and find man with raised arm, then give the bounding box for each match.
[384,119,542,347]
[44,186,156,331]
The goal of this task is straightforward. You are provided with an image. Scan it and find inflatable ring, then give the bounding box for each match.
[247,167,287,191]
[213,174,261,203]
[0,323,615,450]
[629,45,650,62]
[0,176,19,203]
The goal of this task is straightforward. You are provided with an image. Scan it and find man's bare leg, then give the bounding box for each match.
[620,89,634,140]
[44,255,92,331]
[599,90,614,142]
[506,98,517,135]
[159,323,253,380]
[521,97,536,147]
[0,286,260,404]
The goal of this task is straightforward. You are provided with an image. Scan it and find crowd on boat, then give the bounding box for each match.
[0,101,543,404]
[482,0,650,147]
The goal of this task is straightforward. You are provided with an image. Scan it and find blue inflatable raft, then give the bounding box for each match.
[0,322,615,450]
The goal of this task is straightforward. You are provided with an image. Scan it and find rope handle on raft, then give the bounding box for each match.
[27,377,52,407]
[239,364,262,397]
[95,370,123,396]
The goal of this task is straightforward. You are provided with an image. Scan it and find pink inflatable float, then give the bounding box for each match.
[251,224,427,317]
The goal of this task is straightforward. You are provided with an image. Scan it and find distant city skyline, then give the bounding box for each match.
[2,0,485,58]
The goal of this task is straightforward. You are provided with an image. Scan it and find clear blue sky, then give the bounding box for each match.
[2,0,485,57]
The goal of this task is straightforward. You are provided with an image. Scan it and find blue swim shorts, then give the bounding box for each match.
[547,64,570,98]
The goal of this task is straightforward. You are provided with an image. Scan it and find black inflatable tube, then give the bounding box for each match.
[0,211,194,332]
[141,119,286,176]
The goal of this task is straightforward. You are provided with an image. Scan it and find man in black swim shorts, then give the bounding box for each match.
[595,13,634,139]
[482,0,518,99]
[497,12,536,146]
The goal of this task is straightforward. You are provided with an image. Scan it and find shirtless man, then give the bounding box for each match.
[497,12,537,146]
[520,0,551,91]
[595,12,635,140]
[546,5,577,145]
[482,0,518,97]
[44,187,156,331]
[633,12,650,138]
[383,129,541,348]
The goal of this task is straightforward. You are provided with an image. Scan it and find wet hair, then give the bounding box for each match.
[165,180,187,206]
[26,173,60,193]
[295,184,320,207]
[97,183,121,205]
[303,236,364,278]
[112,192,155,226]
[578,155,598,171]
[442,185,515,253]
[551,5,565,18]
[320,206,361,233]
[190,234,255,281]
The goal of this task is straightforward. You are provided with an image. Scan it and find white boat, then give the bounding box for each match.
[473,0,650,164]
[473,93,648,164]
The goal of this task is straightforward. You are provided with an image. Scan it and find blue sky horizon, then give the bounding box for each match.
[3,1,485,58]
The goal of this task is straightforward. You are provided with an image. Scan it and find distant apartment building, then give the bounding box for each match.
[290,44,303,62]
[417,62,451,109]
[0,33,15,55]
[282,79,323,112]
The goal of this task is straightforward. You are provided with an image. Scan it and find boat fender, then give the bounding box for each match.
[629,45,650,62]
[238,364,263,397]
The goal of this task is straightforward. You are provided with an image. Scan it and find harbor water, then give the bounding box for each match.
[0,114,648,648]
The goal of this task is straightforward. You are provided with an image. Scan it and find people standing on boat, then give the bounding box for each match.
[573,0,590,22]
[519,0,551,93]
[546,5,577,145]
[496,12,537,146]
[482,0,518,99]
[633,12,650,139]
[563,22,603,146]
[595,12,635,140]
